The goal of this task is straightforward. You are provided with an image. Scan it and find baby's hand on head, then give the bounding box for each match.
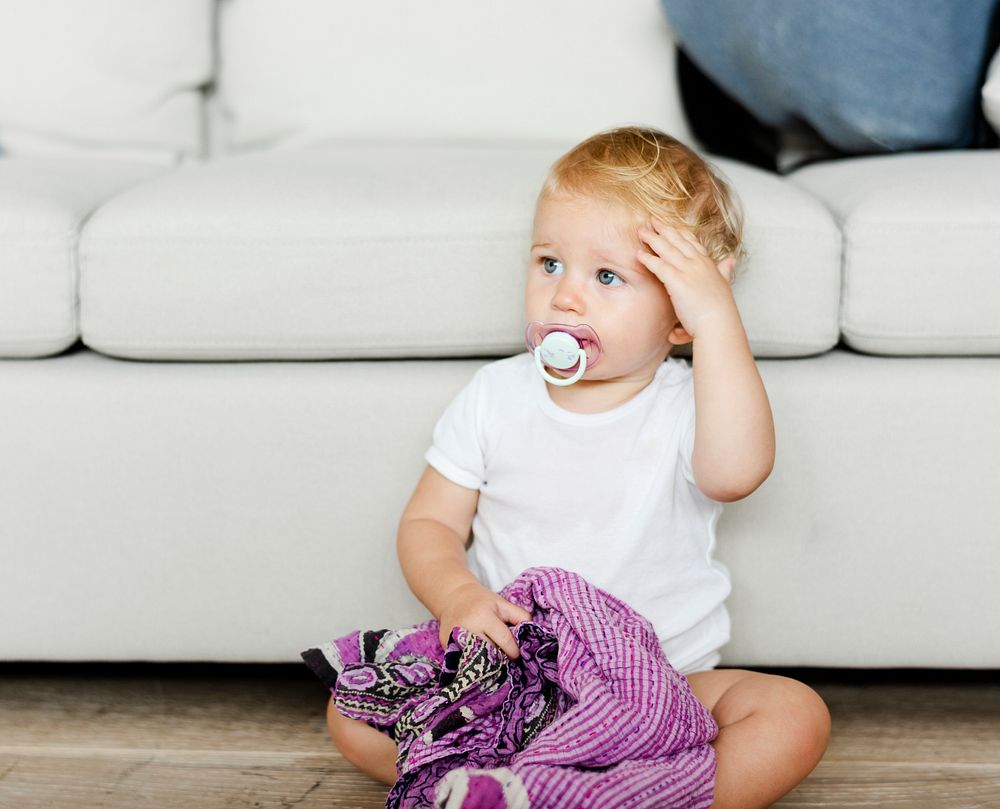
[636,218,739,340]
[438,581,532,660]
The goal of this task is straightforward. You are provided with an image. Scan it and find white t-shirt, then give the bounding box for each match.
[424,351,731,675]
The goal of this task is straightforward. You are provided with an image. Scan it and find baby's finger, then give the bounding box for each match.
[490,621,522,659]
[499,599,532,625]
[636,247,681,284]
[640,227,694,266]
[649,220,697,260]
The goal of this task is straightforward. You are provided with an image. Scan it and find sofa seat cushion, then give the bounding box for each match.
[78,142,840,361]
[789,151,1000,355]
[0,157,167,358]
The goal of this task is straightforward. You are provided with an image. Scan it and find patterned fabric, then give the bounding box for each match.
[301,566,718,808]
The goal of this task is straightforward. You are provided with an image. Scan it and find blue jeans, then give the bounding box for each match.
[660,0,999,152]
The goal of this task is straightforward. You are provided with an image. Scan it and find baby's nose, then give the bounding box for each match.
[553,276,586,309]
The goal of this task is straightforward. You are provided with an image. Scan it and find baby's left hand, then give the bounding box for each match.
[636,218,739,340]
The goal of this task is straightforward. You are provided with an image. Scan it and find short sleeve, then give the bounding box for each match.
[424,367,487,491]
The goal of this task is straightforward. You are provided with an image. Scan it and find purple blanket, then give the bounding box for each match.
[301,566,718,808]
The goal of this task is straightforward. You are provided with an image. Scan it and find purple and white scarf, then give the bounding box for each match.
[302,566,718,808]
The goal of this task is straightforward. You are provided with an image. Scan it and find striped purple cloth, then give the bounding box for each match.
[301,566,718,808]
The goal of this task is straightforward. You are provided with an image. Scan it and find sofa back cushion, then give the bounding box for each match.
[0,0,213,165]
[209,0,692,155]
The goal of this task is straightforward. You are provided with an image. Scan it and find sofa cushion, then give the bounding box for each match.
[710,156,840,357]
[78,143,840,360]
[2,347,998,667]
[789,151,1000,355]
[0,157,168,358]
[209,0,692,155]
[0,0,212,164]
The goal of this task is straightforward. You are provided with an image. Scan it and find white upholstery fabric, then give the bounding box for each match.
[709,156,840,357]
[78,143,840,361]
[789,151,1000,355]
[718,350,1000,667]
[0,0,212,164]
[0,158,168,357]
[1,347,997,667]
[209,0,692,156]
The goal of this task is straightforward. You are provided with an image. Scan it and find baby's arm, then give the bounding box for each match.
[397,465,530,657]
[397,465,481,620]
[637,218,775,502]
[689,310,775,502]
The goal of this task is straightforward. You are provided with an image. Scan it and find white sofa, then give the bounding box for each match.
[2,0,998,668]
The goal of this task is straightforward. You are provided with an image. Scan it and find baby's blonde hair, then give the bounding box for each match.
[538,126,748,276]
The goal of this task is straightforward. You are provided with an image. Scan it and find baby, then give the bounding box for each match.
[326,126,832,808]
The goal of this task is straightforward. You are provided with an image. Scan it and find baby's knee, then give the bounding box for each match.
[325,695,399,785]
[326,695,358,748]
[777,677,832,763]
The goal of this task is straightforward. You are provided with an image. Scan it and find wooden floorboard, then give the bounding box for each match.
[1,664,998,808]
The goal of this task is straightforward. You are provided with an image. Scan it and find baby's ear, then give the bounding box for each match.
[667,321,693,346]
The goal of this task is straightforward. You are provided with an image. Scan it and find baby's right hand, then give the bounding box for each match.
[438,581,533,660]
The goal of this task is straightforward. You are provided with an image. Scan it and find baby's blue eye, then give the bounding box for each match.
[542,257,562,275]
[541,258,623,287]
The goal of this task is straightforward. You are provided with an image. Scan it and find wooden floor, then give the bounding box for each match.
[0,664,997,808]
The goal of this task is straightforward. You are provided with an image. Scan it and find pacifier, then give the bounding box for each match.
[524,321,603,386]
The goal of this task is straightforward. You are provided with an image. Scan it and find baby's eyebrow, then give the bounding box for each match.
[531,243,622,261]
[591,248,640,272]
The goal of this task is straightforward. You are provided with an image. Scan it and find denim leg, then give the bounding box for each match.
[660,0,1000,152]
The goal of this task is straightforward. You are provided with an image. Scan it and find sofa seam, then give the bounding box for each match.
[68,226,81,342]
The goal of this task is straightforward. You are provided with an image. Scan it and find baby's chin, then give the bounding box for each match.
[548,365,605,384]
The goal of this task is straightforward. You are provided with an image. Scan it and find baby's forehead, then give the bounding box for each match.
[534,196,644,238]
[532,225,643,266]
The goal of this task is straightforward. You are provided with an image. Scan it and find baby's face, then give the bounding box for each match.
[525,192,689,384]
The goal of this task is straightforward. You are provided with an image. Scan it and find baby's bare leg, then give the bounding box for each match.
[326,695,399,786]
[685,669,832,809]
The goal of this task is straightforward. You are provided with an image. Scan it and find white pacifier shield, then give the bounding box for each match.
[524,320,601,387]
[535,330,588,386]
[539,331,582,369]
